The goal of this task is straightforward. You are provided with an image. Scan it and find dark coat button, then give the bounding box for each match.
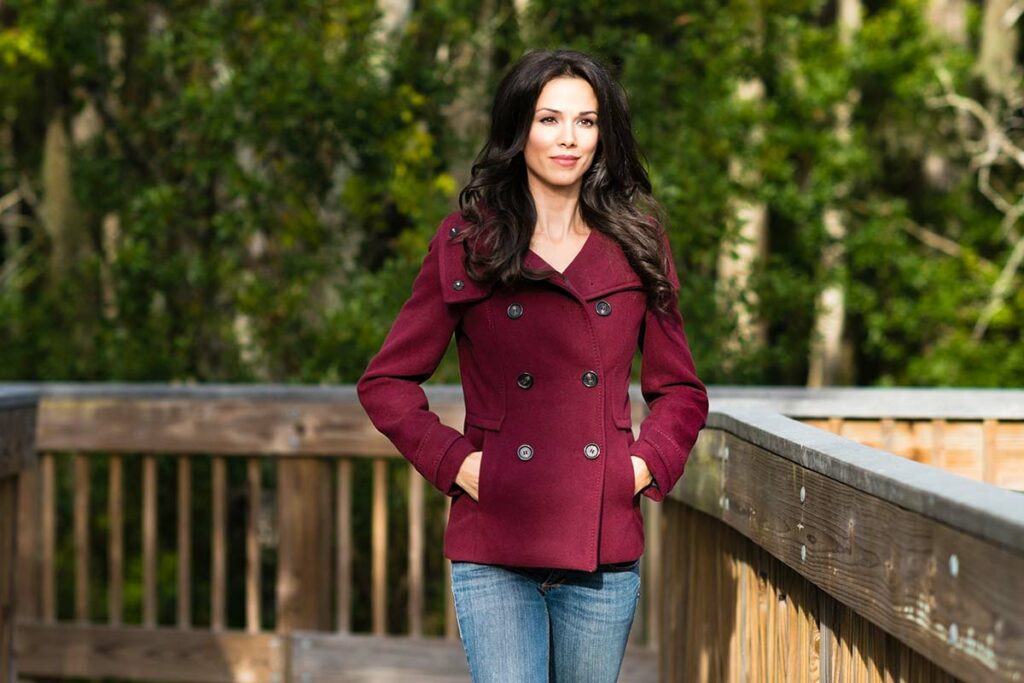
[517,372,534,389]
[584,443,600,459]
[507,303,524,319]
[595,300,612,316]
[517,444,534,461]
[449,225,459,238]
[452,279,465,290]
[581,371,599,388]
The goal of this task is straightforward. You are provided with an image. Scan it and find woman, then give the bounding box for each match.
[357,48,709,682]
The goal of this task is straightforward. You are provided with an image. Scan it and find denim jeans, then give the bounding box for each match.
[450,559,642,682]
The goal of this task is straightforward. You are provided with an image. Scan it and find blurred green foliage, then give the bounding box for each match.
[1,0,1021,387]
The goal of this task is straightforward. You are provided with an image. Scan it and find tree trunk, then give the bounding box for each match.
[807,0,860,387]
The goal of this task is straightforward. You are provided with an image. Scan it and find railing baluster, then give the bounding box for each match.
[142,454,157,627]
[40,452,55,623]
[444,498,456,641]
[73,452,89,623]
[108,455,123,626]
[246,457,260,633]
[211,455,226,631]
[176,456,190,629]
[336,458,352,633]
[982,418,997,484]
[372,457,387,636]
[16,458,39,621]
[408,466,423,637]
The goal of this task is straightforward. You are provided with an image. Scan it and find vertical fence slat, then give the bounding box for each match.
[336,458,352,633]
[444,497,457,641]
[932,418,946,471]
[211,456,226,631]
[982,418,997,484]
[1,476,17,683]
[177,456,190,629]
[142,454,157,628]
[372,457,387,636]
[15,459,38,621]
[645,497,662,650]
[108,455,123,626]
[73,453,90,623]
[408,467,423,638]
[246,457,261,634]
[40,453,55,623]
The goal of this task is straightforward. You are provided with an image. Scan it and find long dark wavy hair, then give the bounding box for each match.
[456,48,677,314]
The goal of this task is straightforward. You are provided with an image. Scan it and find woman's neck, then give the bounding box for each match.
[531,189,588,240]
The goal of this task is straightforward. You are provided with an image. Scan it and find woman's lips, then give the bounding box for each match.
[551,156,580,167]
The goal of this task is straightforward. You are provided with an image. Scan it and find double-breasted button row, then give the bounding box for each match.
[516,370,597,389]
[514,443,601,461]
[506,300,610,318]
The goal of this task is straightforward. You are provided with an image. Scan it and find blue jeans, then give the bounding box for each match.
[450,559,642,682]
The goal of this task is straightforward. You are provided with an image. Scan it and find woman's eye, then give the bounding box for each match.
[540,116,556,123]
[579,119,596,127]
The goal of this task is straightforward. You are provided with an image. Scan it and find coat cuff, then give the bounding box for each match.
[630,438,670,502]
[433,432,477,497]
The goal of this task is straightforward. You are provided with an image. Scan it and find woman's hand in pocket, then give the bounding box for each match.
[455,450,483,501]
[631,455,653,496]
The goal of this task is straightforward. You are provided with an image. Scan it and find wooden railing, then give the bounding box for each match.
[659,391,1024,682]
[0,388,38,683]
[5,383,662,683]
[3,383,1022,682]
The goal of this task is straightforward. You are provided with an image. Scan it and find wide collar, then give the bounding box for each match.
[439,215,643,304]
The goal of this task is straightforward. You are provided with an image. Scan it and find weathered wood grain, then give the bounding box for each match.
[34,397,465,456]
[16,622,283,682]
[671,428,1022,682]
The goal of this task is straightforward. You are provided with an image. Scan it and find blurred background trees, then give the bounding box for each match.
[1,0,1021,385]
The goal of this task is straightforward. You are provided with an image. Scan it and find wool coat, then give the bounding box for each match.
[356,209,709,572]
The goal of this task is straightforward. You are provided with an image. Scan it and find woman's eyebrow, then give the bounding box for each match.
[536,107,598,115]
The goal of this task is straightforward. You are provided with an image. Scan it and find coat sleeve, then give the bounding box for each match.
[629,232,710,502]
[356,225,477,497]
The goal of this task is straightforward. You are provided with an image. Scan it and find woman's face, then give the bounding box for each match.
[523,76,600,193]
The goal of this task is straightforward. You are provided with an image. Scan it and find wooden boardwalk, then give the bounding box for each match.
[285,634,657,682]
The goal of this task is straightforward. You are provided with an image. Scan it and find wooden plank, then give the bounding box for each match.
[408,468,424,638]
[40,453,55,623]
[683,429,1023,682]
[142,455,157,628]
[276,458,332,631]
[15,622,283,683]
[176,457,190,628]
[15,458,38,621]
[372,457,388,636]
[34,397,467,456]
[0,476,17,683]
[73,453,90,623]
[211,456,226,631]
[0,406,36,479]
[443,498,457,642]
[246,457,261,634]
[982,419,997,485]
[336,459,352,633]
[285,631,658,683]
[109,455,123,625]
[995,422,1024,490]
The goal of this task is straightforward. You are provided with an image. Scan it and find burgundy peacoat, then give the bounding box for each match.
[356,209,709,572]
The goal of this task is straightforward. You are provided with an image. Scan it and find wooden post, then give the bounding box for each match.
[0,391,39,683]
[276,457,333,632]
